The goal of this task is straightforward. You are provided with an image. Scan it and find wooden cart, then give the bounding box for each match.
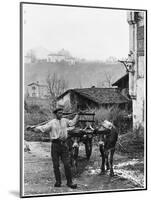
[66,112,95,161]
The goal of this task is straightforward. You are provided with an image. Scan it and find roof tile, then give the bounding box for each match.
[58,87,129,104]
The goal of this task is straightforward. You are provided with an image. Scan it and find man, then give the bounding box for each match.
[33,107,79,189]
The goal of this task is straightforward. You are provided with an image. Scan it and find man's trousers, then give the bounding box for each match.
[51,140,72,185]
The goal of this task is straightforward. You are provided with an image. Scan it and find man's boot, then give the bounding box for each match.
[54,168,61,187]
[54,182,61,187]
[67,182,77,189]
[66,172,77,189]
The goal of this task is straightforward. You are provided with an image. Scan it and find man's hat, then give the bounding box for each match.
[101,120,113,130]
[53,107,63,114]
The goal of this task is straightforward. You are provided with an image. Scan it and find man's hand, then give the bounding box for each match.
[26,125,35,131]
[78,111,83,115]
[34,127,41,133]
[60,137,66,141]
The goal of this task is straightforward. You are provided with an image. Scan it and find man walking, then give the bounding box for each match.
[33,107,79,189]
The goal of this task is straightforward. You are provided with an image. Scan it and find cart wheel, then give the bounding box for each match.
[85,139,92,160]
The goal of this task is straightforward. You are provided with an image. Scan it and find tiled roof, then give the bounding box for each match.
[57,87,129,104]
[28,82,39,86]
[28,82,47,87]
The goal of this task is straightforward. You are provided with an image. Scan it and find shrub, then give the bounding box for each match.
[94,106,132,134]
[94,107,112,126]
[116,125,144,154]
[24,101,52,125]
[24,112,49,126]
[25,104,40,113]
[24,130,50,142]
[24,102,52,141]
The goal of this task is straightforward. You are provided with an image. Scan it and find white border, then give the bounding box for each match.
[0,0,150,200]
[21,2,147,197]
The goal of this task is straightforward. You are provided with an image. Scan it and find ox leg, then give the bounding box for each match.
[73,146,79,171]
[66,139,73,167]
[105,151,110,170]
[72,137,79,173]
[99,144,105,174]
[109,148,115,177]
[85,139,92,160]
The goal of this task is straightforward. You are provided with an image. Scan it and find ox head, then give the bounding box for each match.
[72,137,80,148]
[101,120,114,130]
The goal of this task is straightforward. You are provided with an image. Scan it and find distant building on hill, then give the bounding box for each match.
[47,49,76,64]
[24,55,32,63]
[24,48,77,64]
[47,53,65,63]
[27,82,49,98]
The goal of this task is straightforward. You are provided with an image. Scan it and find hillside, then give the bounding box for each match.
[24,61,126,89]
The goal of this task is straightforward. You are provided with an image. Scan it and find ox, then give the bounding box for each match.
[67,124,94,172]
[95,120,118,177]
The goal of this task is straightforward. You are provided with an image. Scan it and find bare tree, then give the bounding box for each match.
[46,73,68,111]
[96,81,106,88]
[26,49,37,63]
[97,71,113,88]
[78,79,83,88]
[104,71,113,87]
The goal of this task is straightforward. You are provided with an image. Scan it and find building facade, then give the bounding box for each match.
[47,49,76,64]
[127,11,146,128]
[27,82,49,98]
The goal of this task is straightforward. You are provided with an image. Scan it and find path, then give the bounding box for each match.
[23,142,144,196]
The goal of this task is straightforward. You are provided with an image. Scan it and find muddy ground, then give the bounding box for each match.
[24,142,145,196]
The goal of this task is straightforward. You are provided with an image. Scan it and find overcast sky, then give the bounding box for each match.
[23,4,130,60]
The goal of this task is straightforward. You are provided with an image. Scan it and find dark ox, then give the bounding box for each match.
[67,122,118,177]
[94,125,118,177]
[67,126,93,171]
[68,137,80,171]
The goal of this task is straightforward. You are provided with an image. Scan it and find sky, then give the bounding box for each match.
[23,4,130,61]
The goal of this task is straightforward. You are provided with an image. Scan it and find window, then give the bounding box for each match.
[32,86,36,90]
[32,93,36,97]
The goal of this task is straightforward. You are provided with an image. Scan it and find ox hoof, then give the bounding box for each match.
[110,172,114,177]
[100,170,106,175]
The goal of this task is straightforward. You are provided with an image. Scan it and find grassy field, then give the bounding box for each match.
[25,61,126,89]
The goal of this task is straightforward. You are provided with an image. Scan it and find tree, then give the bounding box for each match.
[104,71,113,87]
[46,73,68,111]
[97,81,106,88]
[26,49,37,63]
[97,71,113,88]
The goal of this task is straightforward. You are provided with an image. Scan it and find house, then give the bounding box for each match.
[47,53,65,63]
[114,11,145,128]
[27,82,49,98]
[112,73,130,99]
[112,73,132,112]
[24,55,32,63]
[119,11,145,128]
[57,87,130,111]
[47,49,76,64]
[127,11,145,128]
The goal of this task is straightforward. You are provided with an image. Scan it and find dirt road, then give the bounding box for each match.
[24,142,144,196]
